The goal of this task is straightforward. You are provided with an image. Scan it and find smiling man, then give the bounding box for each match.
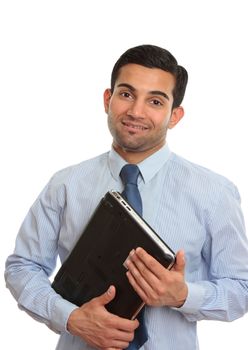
[5,45,248,350]
[105,64,184,163]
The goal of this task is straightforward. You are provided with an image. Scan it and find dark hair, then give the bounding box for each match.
[111,44,188,108]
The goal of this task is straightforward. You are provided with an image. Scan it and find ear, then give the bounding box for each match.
[103,89,112,113]
[168,106,184,129]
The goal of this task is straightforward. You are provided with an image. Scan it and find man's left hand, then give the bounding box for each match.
[125,248,188,308]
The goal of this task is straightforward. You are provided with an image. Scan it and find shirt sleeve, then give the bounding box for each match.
[4,176,78,333]
[175,182,248,322]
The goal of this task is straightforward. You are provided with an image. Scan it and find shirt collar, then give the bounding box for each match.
[108,144,171,183]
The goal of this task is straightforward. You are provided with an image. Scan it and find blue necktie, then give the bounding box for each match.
[120,164,148,349]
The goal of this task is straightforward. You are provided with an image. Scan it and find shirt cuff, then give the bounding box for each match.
[176,282,205,314]
[51,296,78,333]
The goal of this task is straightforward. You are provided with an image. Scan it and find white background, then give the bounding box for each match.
[1,0,247,348]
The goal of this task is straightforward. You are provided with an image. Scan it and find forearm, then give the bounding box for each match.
[5,254,77,333]
[4,175,79,331]
[176,183,248,322]
[176,278,248,322]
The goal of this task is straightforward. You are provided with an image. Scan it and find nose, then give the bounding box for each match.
[127,99,145,119]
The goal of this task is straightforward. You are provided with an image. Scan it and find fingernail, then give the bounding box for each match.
[129,249,135,257]
[107,286,113,294]
[123,257,131,269]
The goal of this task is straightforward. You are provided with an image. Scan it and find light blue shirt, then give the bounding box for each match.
[5,145,248,350]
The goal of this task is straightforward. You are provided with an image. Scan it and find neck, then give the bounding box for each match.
[113,142,165,164]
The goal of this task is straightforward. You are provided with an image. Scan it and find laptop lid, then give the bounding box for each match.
[52,190,175,319]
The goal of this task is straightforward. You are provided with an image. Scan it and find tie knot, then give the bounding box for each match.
[120,164,140,186]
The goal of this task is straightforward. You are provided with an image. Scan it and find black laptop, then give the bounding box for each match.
[52,190,175,319]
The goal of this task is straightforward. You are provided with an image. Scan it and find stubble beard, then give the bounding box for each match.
[108,115,167,154]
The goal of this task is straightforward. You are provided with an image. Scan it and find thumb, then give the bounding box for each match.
[93,285,116,306]
[173,250,186,274]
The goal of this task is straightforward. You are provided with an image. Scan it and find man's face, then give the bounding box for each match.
[104,64,183,160]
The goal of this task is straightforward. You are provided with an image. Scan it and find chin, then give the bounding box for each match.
[116,142,150,154]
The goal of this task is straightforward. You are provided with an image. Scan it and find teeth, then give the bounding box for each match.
[132,125,143,130]
[125,123,147,130]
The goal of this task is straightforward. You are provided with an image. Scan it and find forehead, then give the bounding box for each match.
[115,63,175,95]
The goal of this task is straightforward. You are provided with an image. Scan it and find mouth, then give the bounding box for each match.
[122,121,149,132]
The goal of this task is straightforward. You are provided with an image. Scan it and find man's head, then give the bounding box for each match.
[110,44,188,109]
[104,44,188,163]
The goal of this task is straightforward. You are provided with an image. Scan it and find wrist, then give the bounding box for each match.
[67,307,80,334]
[174,283,188,308]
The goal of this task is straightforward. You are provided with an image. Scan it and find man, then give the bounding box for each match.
[5,45,248,350]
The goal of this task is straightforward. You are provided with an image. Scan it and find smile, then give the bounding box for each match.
[122,122,149,131]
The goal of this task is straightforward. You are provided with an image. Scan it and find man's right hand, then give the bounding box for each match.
[67,285,139,350]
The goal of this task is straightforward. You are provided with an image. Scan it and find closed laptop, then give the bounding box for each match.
[52,190,175,319]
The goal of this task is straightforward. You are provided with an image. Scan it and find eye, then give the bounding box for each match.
[120,91,133,99]
[150,99,163,106]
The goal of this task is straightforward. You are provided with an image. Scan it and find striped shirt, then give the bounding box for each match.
[5,144,248,350]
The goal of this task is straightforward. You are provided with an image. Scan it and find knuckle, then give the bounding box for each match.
[100,337,109,348]
[130,333,135,342]
[149,259,157,269]
[140,265,147,276]
[156,285,166,296]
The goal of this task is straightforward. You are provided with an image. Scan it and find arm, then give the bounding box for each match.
[126,185,248,322]
[4,180,77,333]
[5,178,138,348]
[180,184,248,322]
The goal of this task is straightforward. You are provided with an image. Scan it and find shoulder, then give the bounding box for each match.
[42,152,110,206]
[169,152,240,200]
[32,152,110,211]
[50,152,109,185]
[36,151,109,208]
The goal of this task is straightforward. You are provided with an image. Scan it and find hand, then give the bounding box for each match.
[125,248,188,308]
[67,285,139,350]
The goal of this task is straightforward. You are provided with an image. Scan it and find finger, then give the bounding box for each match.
[105,336,132,350]
[126,254,157,286]
[126,255,158,304]
[126,269,151,303]
[92,285,116,306]
[102,327,136,349]
[102,348,121,350]
[129,247,166,280]
[172,250,186,273]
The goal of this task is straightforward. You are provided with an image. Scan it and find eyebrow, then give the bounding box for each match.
[117,83,170,101]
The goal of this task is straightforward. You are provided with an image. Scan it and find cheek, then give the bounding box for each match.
[109,101,127,118]
[153,113,171,129]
